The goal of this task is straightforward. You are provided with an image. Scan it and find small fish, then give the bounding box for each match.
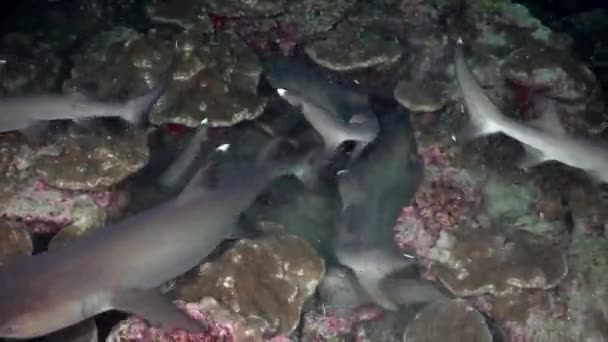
[261,57,379,163]
[0,84,165,139]
[0,138,312,339]
[455,37,608,183]
[334,108,435,310]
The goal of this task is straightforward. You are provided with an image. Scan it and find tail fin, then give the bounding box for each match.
[122,82,167,127]
[454,37,503,141]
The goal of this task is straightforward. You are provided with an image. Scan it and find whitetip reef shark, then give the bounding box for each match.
[455,37,608,184]
[0,138,312,339]
[0,84,165,139]
[334,108,445,310]
[261,56,379,163]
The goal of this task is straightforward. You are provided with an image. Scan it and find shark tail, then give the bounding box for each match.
[454,37,504,142]
[122,82,167,127]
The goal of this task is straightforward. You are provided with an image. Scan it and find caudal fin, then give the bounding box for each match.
[454,37,503,142]
[122,83,167,127]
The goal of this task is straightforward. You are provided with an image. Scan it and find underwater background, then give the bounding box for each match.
[0,0,607,341]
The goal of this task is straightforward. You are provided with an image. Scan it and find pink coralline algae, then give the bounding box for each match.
[108,298,290,342]
[303,310,353,340]
[417,143,459,169]
[394,165,482,263]
[207,14,299,56]
[414,168,481,234]
[393,205,435,261]
[393,138,482,268]
[1,178,111,233]
[301,305,383,341]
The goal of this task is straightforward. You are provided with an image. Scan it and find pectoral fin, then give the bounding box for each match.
[111,289,207,333]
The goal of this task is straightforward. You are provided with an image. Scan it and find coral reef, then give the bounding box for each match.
[107,297,283,342]
[0,220,32,268]
[305,23,403,72]
[428,229,568,296]
[394,80,447,113]
[403,299,492,342]
[171,234,324,335]
[33,125,149,190]
[501,46,599,101]
[64,25,266,128]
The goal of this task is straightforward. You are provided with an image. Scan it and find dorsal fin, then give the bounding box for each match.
[174,159,215,205]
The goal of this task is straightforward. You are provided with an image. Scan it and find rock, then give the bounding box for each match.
[151,27,267,127]
[285,0,357,37]
[300,303,385,341]
[0,220,33,268]
[300,309,354,341]
[65,25,267,128]
[0,33,63,96]
[482,173,535,223]
[63,27,172,99]
[107,297,278,341]
[1,179,109,234]
[501,46,599,101]
[171,234,325,335]
[305,23,402,72]
[317,267,368,313]
[403,28,449,82]
[410,166,481,236]
[356,308,421,342]
[0,133,28,207]
[479,228,608,342]
[238,0,357,55]
[428,229,568,296]
[47,205,106,250]
[403,299,492,342]
[394,80,446,112]
[0,131,113,234]
[469,0,572,51]
[204,0,287,17]
[145,0,211,28]
[33,126,149,191]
